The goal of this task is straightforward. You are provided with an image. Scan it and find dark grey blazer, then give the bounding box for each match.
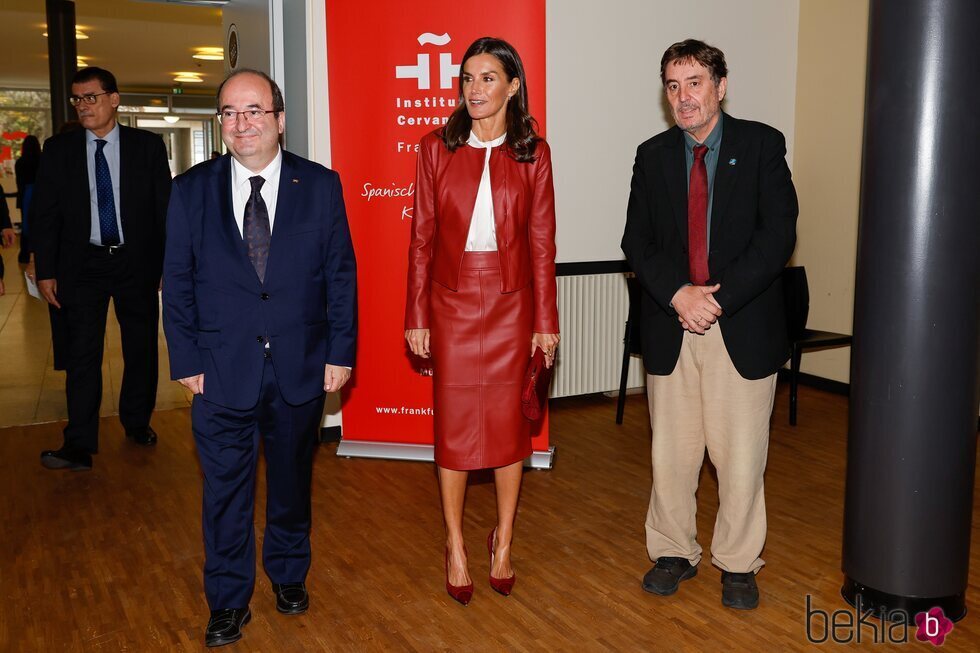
[622,113,799,380]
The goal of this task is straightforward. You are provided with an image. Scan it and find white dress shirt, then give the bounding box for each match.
[464,131,506,252]
[86,123,124,245]
[231,148,282,236]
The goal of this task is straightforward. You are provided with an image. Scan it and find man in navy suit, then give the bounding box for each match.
[162,69,356,647]
[622,40,798,611]
[33,67,172,471]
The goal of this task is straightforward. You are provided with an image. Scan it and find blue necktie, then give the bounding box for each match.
[95,139,120,245]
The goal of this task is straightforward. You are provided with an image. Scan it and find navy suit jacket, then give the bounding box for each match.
[162,151,357,410]
[622,114,798,380]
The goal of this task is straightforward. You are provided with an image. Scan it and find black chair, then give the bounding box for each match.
[616,276,642,424]
[616,268,853,426]
[781,266,853,426]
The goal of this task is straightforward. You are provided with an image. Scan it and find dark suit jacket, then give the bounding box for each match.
[622,113,799,380]
[162,151,357,410]
[31,125,172,298]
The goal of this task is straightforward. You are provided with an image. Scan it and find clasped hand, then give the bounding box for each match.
[671,283,723,334]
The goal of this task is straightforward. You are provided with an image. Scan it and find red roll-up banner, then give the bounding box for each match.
[326,0,550,461]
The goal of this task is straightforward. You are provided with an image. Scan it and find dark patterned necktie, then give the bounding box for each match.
[688,144,709,285]
[243,175,271,282]
[94,139,120,245]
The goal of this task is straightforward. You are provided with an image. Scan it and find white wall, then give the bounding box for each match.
[791,0,868,383]
[222,0,273,75]
[547,0,801,263]
[221,0,308,154]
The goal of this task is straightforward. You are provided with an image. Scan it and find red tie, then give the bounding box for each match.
[688,144,710,285]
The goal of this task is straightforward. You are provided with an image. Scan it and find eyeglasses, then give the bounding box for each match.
[217,108,278,124]
[69,92,111,106]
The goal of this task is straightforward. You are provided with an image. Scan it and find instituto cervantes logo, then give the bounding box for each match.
[805,595,954,646]
[374,31,462,219]
[395,32,460,89]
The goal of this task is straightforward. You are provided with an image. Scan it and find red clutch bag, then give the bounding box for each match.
[521,348,553,421]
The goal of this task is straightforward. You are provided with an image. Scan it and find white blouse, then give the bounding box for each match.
[464,131,507,252]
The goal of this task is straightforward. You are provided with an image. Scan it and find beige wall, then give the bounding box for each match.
[547,0,801,263]
[790,0,869,383]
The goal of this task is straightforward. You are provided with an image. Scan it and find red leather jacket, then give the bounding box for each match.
[405,130,559,333]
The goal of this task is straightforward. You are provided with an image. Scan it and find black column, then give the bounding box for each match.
[842,0,980,621]
[45,0,77,133]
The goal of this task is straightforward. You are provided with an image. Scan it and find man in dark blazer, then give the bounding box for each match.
[622,40,798,610]
[33,67,172,471]
[163,69,356,647]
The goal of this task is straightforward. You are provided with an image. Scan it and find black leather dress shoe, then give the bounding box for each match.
[205,607,250,647]
[721,571,760,610]
[126,426,158,446]
[273,582,309,614]
[642,556,697,596]
[40,448,92,471]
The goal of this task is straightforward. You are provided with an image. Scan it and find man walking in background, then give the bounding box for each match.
[33,66,172,471]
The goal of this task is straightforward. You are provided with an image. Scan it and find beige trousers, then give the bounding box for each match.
[645,324,777,574]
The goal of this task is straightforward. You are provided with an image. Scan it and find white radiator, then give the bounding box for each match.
[551,273,646,398]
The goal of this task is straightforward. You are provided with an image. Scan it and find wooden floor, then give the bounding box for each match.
[1,386,978,651]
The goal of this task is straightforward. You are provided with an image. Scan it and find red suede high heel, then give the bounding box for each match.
[488,528,516,596]
[445,547,474,606]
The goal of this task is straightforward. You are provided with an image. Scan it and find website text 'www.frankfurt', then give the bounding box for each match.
[375,406,434,416]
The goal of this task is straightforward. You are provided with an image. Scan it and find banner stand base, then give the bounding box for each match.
[336,440,555,470]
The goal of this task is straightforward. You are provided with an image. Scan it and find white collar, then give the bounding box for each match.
[467,131,507,148]
[231,148,282,190]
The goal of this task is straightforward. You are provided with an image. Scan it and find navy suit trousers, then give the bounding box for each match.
[192,356,325,609]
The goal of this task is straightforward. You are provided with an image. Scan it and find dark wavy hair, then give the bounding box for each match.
[20,135,41,168]
[660,39,728,85]
[441,37,539,162]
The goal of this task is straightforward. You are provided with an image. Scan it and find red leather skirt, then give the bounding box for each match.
[430,251,532,470]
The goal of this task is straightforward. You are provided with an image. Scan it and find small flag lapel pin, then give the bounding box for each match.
[728,158,737,166]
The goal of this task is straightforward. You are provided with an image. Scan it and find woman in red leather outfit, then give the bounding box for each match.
[405,37,559,605]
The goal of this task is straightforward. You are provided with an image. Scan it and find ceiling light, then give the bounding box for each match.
[163,115,181,124]
[173,73,204,83]
[131,1,230,6]
[193,47,224,61]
